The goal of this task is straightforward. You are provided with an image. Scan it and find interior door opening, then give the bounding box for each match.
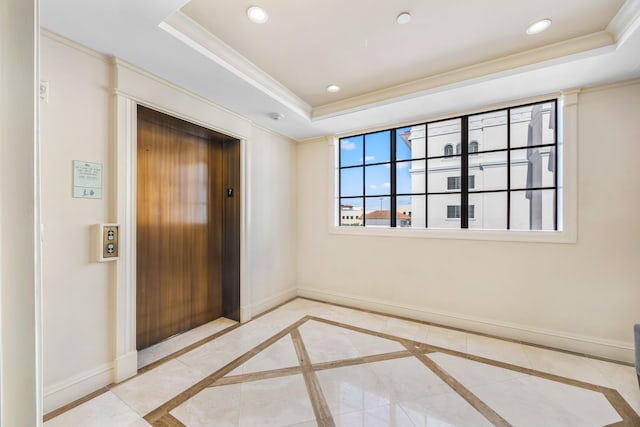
[136,105,240,350]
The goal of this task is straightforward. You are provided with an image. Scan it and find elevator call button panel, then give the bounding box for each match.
[96,224,120,262]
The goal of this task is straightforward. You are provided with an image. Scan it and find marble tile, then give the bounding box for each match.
[172,374,315,427]
[298,320,405,364]
[419,324,468,353]
[366,357,453,402]
[521,344,612,386]
[473,376,622,426]
[590,359,640,415]
[466,333,532,368]
[178,321,282,375]
[332,404,415,427]
[399,392,493,427]
[316,357,453,418]
[171,382,242,426]
[138,317,237,368]
[45,391,148,427]
[428,352,526,388]
[228,334,299,375]
[110,359,204,416]
[320,363,397,416]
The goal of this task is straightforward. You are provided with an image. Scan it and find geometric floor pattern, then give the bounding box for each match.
[44,299,640,427]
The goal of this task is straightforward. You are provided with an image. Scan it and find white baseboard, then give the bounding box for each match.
[113,350,138,383]
[244,286,298,321]
[297,287,634,363]
[43,362,114,414]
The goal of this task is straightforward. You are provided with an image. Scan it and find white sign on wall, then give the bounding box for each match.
[73,160,102,199]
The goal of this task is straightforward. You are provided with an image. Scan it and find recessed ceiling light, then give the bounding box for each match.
[247,6,268,24]
[326,84,341,93]
[526,18,552,35]
[396,12,411,25]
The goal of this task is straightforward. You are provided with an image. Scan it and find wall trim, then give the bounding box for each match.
[297,287,634,363]
[242,286,298,321]
[114,57,252,380]
[43,362,113,414]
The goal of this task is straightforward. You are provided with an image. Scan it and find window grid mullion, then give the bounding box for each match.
[391,131,397,228]
[461,117,469,229]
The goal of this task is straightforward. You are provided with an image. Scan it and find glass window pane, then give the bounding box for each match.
[397,125,425,161]
[427,193,460,229]
[510,102,556,148]
[340,135,363,167]
[510,147,555,189]
[397,195,425,228]
[339,198,363,227]
[428,119,461,158]
[469,151,508,191]
[397,160,425,194]
[340,167,362,197]
[468,192,507,230]
[469,110,507,151]
[428,157,460,193]
[364,197,390,227]
[365,164,390,196]
[510,189,556,230]
[365,131,390,164]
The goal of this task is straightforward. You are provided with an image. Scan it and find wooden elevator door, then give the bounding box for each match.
[136,106,239,350]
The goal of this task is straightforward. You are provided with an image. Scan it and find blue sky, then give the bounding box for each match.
[340,128,414,204]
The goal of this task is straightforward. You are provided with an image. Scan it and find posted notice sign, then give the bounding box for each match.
[73,160,103,199]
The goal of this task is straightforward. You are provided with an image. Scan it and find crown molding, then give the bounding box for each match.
[311,31,614,119]
[160,11,312,120]
[607,0,640,46]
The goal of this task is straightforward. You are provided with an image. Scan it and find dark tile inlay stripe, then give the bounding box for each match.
[150,413,186,427]
[290,328,336,427]
[212,366,302,387]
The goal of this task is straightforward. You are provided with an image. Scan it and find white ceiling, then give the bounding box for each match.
[41,0,640,140]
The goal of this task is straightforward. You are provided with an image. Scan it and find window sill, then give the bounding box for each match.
[329,226,576,244]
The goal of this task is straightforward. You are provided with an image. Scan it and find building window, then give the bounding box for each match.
[447,175,475,190]
[469,140,479,153]
[447,205,475,219]
[338,99,558,230]
[444,144,453,157]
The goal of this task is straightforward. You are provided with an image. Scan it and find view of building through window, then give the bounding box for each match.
[339,100,557,230]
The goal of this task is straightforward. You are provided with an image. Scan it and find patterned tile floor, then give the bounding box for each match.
[45,299,640,426]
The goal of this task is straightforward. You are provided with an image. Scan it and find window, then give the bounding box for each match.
[447,205,475,219]
[444,144,453,157]
[469,140,479,153]
[447,175,475,190]
[338,99,558,230]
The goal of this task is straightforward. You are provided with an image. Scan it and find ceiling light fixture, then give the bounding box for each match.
[326,84,341,93]
[269,112,284,121]
[526,18,552,35]
[247,6,268,24]
[396,12,412,25]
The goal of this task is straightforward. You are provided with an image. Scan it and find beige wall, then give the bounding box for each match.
[0,0,41,424]
[41,33,298,411]
[297,81,640,363]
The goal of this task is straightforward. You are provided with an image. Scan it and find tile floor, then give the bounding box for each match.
[45,298,640,426]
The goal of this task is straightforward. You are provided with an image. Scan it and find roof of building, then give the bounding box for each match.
[359,210,410,220]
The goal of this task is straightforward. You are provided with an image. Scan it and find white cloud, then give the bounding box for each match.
[382,182,391,188]
[369,184,378,189]
[396,162,409,169]
[365,156,375,161]
[341,140,356,151]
